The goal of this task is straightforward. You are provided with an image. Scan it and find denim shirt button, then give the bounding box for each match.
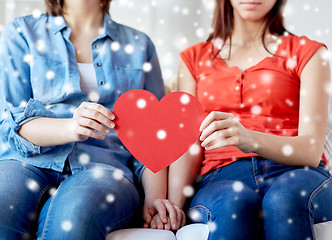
[100,81,105,85]
[93,44,99,49]
[96,62,101,67]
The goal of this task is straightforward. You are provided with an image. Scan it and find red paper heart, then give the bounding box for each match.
[113,90,205,173]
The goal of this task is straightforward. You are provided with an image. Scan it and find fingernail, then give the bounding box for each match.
[105,129,110,134]
[110,122,115,128]
[111,115,115,120]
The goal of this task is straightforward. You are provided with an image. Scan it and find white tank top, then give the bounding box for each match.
[77,63,99,102]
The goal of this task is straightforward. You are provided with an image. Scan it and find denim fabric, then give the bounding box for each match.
[0,160,140,240]
[0,13,165,182]
[189,157,332,240]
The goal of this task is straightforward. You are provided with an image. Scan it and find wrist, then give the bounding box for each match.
[63,119,78,143]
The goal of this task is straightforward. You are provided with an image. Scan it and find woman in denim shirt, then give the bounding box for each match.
[0,0,184,239]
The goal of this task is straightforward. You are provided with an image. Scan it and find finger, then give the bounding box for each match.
[150,218,157,229]
[77,117,110,135]
[76,108,115,130]
[205,136,239,151]
[155,215,164,230]
[173,207,183,230]
[180,211,186,228]
[164,217,171,230]
[153,200,167,223]
[143,211,152,225]
[199,111,233,132]
[201,128,234,148]
[80,102,115,120]
[200,118,235,141]
[163,200,178,230]
[74,125,105,140]
[143,223,149,228]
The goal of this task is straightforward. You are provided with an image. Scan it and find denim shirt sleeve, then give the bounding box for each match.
[131,39,166,182]
[0,20,56,157]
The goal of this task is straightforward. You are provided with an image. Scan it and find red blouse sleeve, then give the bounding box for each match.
[294,36,327,77]
[180,43,205,81]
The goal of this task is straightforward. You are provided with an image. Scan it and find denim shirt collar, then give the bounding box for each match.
[49,13,119,41]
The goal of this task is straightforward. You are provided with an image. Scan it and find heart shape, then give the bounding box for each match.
[113,90,205,173]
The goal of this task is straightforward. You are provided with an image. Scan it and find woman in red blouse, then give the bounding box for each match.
[167,0,332,239]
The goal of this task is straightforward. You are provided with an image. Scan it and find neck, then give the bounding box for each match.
[231,14,266,46]
[63,0,104,32]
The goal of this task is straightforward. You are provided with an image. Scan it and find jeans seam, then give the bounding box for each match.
[307,174,332,239]
[39,193,56,240]
[190,205,212,221]
[250,160,260,188]
[34,184,53,214]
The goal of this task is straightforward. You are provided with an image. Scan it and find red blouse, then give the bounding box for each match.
[180,34,326,175]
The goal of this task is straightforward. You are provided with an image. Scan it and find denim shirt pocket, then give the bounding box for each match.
[31,56,67,104]
[114,66,144,95]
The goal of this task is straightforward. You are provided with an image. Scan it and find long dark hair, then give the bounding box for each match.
[208,0,287,59]
[45,0,112,16]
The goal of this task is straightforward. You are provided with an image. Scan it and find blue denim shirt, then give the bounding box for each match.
[0,13,165,183]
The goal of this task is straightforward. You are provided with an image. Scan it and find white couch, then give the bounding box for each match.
[106,222,332,240]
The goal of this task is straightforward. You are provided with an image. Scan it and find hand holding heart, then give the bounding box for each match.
[70,102,115,142]
[199,111,255,153]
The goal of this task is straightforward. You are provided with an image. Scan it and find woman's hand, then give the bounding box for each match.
[200,111,255,153]
[143,198,186,231]
[70,102,115,141]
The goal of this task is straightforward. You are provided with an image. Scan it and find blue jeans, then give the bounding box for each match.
[189,157,332,240]
[0,160,141,240]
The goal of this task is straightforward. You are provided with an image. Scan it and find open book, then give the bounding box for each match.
[107,223,209,240]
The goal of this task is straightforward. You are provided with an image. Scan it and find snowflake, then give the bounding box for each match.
[207,221,217,232]
[156,129,167,140]
[62,221,73,232]
[300,190,307,197]
[180,94,190,105]
[1,143,8,151]
[26,179,39,192]
[286,57,297,70]
[189,209,202,221]
[6,2,15,10]
[282,144,293,156]
[189,143,201,156]
[251,105,262,115]
[181,8,189,16]
[48,187,57,196]
[183,186,194,197]
[106,194,115,203]
[23,54,33,66]
[92,168,104,178]
[124,44,134,54]
[54,16,64,26]
[113,169,124,180]
[20,101,27,108]
[79,153,90,165]
[32,9,42,19]
[142,62,152,72]
[232,181,244,192]
[136,98,147,109]
[46,71,55,80]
